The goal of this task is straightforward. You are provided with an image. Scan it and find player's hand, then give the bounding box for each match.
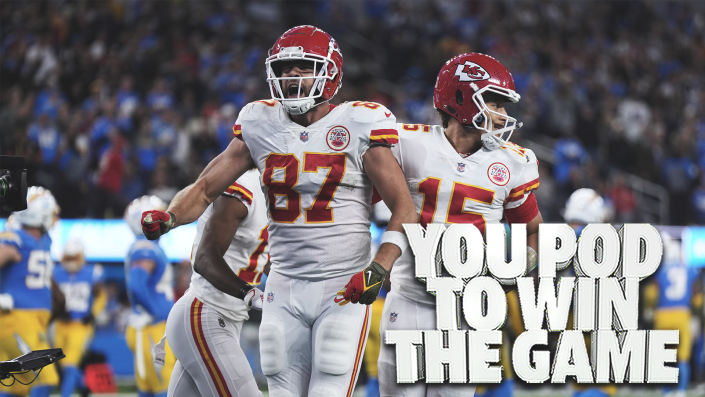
[338,261,388,305]
[0,294,13,311]
[244,288,264,311]
[141,210,175,240]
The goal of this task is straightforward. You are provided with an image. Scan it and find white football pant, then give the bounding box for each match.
[166,289,262,397]
[260,270,371,397]
[378,290,476,397]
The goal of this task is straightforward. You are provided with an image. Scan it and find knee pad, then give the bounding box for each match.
[259,321,286,376]
[314,318,359,376]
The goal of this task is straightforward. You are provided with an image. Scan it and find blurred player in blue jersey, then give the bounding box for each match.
[563,188,616,397]
[646,235,700,397]
[123,196,176,397]
[52,238,107,397]
[0,187,62,397]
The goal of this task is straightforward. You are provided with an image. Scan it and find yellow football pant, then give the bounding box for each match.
[654,308,692,361]
[52,320,93,367]
[126,322,175,395]
[0,310,59,396]
[363,296,385,379]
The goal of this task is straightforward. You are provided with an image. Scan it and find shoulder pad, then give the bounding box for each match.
[0,231,21,246]
[240,100,279,121]
[349,101,390,123]
[499,142,534,165]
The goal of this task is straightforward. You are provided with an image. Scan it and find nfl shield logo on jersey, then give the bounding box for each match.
[488,162,510,186]
[457,162,466,172]
[390,312,398,322]
[267,292,274,303]
[300,131,309,142]
[326,126,351,151]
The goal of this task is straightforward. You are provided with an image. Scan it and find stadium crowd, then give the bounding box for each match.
[2,0,705,225]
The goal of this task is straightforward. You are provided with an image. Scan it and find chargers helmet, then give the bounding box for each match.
[434,53,521,150]
[62,238,86,273]
[13,186,60,232]
[265,25,343,115]
[562,188,609,224]
[124,195,167,237]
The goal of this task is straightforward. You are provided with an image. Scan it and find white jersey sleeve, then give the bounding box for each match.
[189,169,269,322]
[502,144,540,210]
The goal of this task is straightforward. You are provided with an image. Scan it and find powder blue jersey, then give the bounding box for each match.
[0,228,54,310]
[124,238,173,321]
[54,264,104,320]
[656,260,699,309]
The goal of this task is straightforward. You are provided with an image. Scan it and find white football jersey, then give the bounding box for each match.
[190,169,269,322]
[391,123,540,304]
[234,100,398,280]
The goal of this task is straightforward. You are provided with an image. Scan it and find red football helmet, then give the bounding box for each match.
[266,25,343,115]
[434,53,521,149]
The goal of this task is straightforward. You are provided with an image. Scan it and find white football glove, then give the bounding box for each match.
[0,294,14,311]
[244,288,264,311]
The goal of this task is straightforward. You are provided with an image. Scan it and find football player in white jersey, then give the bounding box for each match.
[165,169,268,397]
[140,25,416,397]
[377,53,543,397]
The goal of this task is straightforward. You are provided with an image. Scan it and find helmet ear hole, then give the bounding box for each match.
[474,113,485,124]
[455,89,464,106]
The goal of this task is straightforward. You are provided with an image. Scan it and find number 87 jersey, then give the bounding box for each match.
[234,100,398,280]
[390,123,540,305]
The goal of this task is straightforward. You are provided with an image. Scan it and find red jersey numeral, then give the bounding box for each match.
[418,177,441,228]
[446,182,495,234]
[401,124,430,132]
[419,179,495,233]
[351,101,381,110]
[238,226,269,284]
[263,154,301,223]
[262,152,347,224]
[303,153,346,223]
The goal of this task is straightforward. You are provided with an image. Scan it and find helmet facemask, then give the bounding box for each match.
[468,84,522,150]
[266,46,339,115]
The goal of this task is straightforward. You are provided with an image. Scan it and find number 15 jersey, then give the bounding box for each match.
[234,100,398,280]
[391,124,540,305]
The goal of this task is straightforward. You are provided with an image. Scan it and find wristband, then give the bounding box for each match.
[527,246,538,273]
[167,211,177,230]
[239,284,254,300]
[381,231,409,254]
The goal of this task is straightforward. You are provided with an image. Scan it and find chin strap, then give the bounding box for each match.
[282,99,329,115]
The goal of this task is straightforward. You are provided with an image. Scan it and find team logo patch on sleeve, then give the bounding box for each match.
[488,162,510,186]
[326,126,351,151]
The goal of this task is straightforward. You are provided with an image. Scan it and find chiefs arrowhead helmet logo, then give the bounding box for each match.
[455,61,490,82]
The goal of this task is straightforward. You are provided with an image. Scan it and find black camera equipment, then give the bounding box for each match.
[0,349,65,386]
[0,155,28,212]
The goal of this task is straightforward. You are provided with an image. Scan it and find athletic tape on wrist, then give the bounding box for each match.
[527,246,538,273]
[381,231,409,253]
[167,211,177,230]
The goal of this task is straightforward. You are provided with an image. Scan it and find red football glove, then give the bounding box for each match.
[141,210,175,240]
[336,261,388,305]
